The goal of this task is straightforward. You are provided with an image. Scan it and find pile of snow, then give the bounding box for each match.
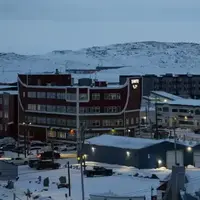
[187,165,195,169]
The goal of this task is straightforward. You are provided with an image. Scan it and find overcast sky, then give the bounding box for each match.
[1,0,200,54]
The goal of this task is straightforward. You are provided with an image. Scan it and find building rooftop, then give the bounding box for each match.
[0,85,16,89]
[151,91,183,101]
[0,90,18,95]
[86,134,163,149]
[159,99,200,107]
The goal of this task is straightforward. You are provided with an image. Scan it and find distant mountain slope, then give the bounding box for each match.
[1,41,200,83]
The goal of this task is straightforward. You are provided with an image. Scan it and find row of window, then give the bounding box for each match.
[158,107,200,115]
[27,104,122,114]
[27,92,121,101]
[0,111,9,118]
[25,116,139,127]
[0,97,9,105]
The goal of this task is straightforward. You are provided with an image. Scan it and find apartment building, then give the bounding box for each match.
[120,73,200,98]
[18,73,142,142]
[0,90,18,138]
[157,99,200,129]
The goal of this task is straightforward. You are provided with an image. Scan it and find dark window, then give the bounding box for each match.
[179,109,188,113]
[172,109,178,112]
[195,110,200,115]
[179,120,193,125]
[163,107,169,112]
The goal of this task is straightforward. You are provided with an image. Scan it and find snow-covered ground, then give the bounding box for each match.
[2,157,200,200]
[1,41,200,83]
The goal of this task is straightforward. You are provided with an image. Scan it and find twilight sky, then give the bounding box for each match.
[1,0,200,54]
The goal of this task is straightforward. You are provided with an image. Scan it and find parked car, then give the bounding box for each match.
[35,160,60,170]
[28,158,40,168]
[1,144,16,151]
[84,166,113,177]
[7,157,28,165]
[0,150,4,157]
[37,151,60,160]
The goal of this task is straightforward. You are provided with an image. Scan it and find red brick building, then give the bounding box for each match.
[0,90,18,138]
[18,73,142,142]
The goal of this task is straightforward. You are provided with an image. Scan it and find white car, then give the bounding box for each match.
[7,157,28,165]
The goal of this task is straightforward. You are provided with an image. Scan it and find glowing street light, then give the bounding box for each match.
[187,146,192,152]
[126,151,130,157]
[158,159,162,165]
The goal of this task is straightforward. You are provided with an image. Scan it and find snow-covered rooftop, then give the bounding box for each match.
[159,99,200,107]
[86,134,163,149]
[151,91,183,101]
[0,90,18,95]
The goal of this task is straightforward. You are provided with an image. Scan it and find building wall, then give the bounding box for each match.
[83,144,140,168]
[0,93,18,138]
[18,74,142,141]
[156,103,200,129]
[138,142,193,169]
[83,141,193,169]
[121,74,200,98]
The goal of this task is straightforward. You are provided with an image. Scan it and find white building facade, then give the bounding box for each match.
[157,99,200,130]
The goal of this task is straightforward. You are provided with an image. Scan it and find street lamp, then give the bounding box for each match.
[22,122,31,158]
[187,146,192,152]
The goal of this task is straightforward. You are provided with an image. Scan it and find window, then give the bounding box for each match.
[89,107,100,113]
[0,98,2,104]
[131,118,134,124]
[23,92,26,97]
[0,124,2,130]
[48,130,56,138]
[47,92,56,99]
[57,93,65,99]
[163,107,169,112]
[79,107,88,113]
[179,120,193,125]
[57,119,66,126]
[67,120,76,126]
[37,117,46,124]
[104,93,121,100]
[37,92,46,98]
[47,105,56,112]
[46,118,56,125]
[57,106,66,113]
[66,93,76,101]
[28,92,36,98]
[0,111,2,118]
[195,110,200,115]
[179,109,188,113]
[92,93,100,100]
[126,118,129,125]
[104,106,120,113]
[37,105,46,111]
[67,106,76,113]
[3,96,9,106]
[4,112,8,118]
[172,109,178,112]
[28,104,37,110]
[57,132,66,139]
[79,93,88,100]
[27,116,37,123]
[89,120,100,127]
[102,119,123,127]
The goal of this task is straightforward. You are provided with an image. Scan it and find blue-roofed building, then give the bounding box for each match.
[83,135,194,169]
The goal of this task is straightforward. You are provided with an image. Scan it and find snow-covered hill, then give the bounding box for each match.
[1,41,200,83]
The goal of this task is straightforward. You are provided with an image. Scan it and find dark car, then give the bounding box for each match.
[84,166,113,177]
[2,144,16,151]
[28,158,40,168]
[0,150,4,157]
[37,151,61,160]
[35,160,60,170]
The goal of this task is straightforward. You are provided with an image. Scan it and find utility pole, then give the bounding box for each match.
[67,161,71,197]
[173,118,177,165]
[155,97,159,139]
[76,87,85,200]
[51,141,54,163]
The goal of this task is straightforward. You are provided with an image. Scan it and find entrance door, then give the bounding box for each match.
[166,150,184,169]
[194,151,200,167]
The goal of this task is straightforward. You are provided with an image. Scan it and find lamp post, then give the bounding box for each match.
[172,117,178,165]
[22,122,31,158]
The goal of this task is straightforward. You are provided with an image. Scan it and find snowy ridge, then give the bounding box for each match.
[1,41,200,83]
